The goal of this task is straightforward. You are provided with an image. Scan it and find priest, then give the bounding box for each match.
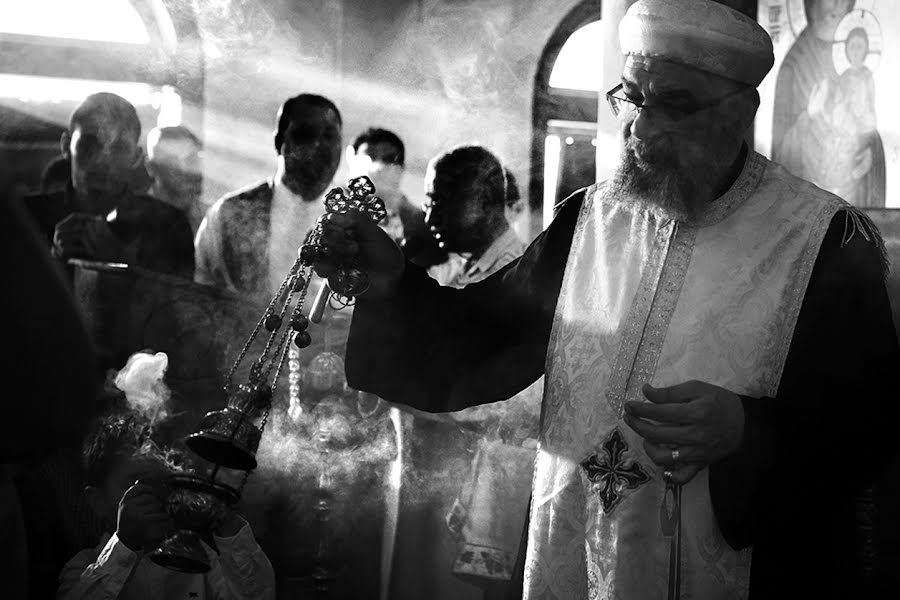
[312,1,900,598]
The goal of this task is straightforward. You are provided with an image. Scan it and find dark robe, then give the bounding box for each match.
[3,190,101,600]
[21,182,195,281]
[345,188,900,599]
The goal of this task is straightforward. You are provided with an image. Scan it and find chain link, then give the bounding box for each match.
[224,259,301,387]
[216,176,383,497]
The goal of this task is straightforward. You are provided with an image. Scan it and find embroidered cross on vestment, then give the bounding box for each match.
[582,428,650,514]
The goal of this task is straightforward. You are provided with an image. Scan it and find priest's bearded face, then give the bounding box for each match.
[609,57,753,222]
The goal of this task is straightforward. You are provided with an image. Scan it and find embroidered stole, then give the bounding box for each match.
[524,153,845,600]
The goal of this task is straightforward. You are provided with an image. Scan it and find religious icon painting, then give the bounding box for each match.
[755,0,900,348]
[755,0,899,210]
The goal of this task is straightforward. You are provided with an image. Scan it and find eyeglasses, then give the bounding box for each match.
[605,83,747,122]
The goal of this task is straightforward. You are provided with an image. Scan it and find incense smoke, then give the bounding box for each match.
[113,351,172,425]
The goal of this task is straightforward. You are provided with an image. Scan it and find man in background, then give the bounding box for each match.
[388,145,538,600]
[424,146,526,287]
[23,92,193,280]
[346,127,445,268]
[194,93,342,303]
[146,126,205,235]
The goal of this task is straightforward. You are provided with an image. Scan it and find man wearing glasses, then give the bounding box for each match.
[314,1,899,598]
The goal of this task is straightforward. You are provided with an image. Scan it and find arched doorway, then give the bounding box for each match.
[530,0,602,235]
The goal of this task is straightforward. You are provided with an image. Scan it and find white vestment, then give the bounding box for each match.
[524,151,846,599]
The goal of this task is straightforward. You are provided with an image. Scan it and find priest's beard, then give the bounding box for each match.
[609,125,740,223]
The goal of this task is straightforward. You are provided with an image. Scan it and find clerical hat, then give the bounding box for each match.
[619,0,775,87]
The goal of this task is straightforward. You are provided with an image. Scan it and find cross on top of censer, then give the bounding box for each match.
[582,428,650,514]
[299,176,386,301]
[323,176,388,223]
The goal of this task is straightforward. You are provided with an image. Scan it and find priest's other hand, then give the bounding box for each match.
[312,210,405,300]
[623,380,744,485]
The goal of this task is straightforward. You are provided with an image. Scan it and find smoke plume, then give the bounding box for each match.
[113,351,172,425]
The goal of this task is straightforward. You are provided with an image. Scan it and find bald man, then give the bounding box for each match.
[23,93,194,279]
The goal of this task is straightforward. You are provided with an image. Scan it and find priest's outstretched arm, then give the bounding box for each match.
[339,190,585,413]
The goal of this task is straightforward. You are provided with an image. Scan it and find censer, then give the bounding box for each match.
[149,175,386,573]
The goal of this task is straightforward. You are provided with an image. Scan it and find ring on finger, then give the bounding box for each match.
[671,448,681,463]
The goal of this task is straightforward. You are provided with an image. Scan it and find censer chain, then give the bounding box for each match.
[224,260,300,387]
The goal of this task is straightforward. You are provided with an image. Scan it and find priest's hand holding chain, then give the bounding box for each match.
[623,380,744,485]
[312,210,405,300]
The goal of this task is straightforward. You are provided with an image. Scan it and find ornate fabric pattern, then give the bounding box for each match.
[195,180,273,298]
[452,543,515,581]
[603,223,672,419]
[524,151,845,600]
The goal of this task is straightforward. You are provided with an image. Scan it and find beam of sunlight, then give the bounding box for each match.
[0,74,159,106]
[543,134,561,230]
[0,0,150,45]
[0,75,183,138]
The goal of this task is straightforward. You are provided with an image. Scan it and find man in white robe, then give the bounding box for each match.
[312,1,900,598]
[194,94,342,304]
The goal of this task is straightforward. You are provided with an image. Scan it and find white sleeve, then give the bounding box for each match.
[57,534,140,600]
